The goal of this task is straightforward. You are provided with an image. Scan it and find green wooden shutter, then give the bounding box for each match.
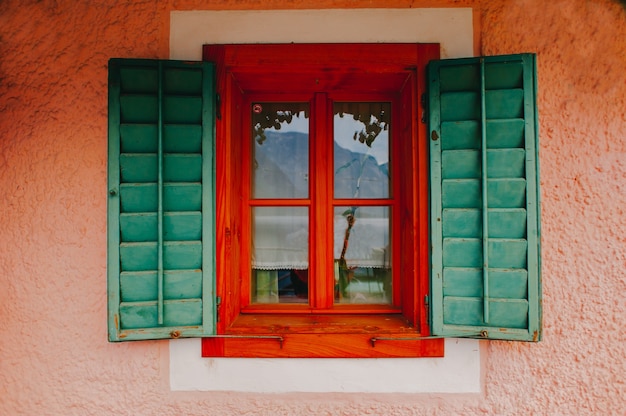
[107,59,215,341]
[428,54,541,341]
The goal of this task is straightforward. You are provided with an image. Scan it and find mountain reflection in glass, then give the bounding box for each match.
[334,102,390,199]
[251,103,310,303]
[252,103,309,199]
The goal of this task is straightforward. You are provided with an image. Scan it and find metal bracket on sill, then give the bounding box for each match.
[370,330,489,348]
[206,334,284,349]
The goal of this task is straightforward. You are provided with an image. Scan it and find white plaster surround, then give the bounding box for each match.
[169,8,480,393]
[171,338,480,393]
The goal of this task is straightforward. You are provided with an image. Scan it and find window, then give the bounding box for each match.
[203,44,442,357]
[107,46,541,356]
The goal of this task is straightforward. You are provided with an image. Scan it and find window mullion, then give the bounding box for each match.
[311,93,333,309]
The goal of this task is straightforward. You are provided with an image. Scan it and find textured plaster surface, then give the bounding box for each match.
[0,0,624,415]
[168,8,480,395]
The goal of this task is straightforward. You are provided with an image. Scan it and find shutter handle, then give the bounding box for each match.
[109,188,118,196]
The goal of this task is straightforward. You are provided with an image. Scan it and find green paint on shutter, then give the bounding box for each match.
[108,58,215,341]
[429,54,541,341]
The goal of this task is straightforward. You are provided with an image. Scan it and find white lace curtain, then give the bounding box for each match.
[251,209,389,270]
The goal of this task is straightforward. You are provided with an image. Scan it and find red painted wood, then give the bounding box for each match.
[201,337,224,357]
[311,92,333,309]
[208,334,443,358]
[397,73,416,325]
[416,44,441,334]
[203,43,441,358]
[203,314,443,358]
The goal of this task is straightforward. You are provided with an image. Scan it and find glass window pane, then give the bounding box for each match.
[333,206,391,304]
[252,103,309,199]
[251,207,308,303]
[334,102,390,199]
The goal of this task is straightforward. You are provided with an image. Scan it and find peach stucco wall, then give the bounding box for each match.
[1,0,624,414]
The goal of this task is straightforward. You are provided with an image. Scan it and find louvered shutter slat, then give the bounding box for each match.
[108,59,215,341]
[429,54,541,341]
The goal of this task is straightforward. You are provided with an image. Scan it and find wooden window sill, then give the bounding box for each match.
[202,314,444,358]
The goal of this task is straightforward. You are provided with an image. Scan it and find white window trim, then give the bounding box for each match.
[169,8,480,394]
[171,338,480,393]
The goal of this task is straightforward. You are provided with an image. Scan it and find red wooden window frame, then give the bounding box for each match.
[202,44,443,358]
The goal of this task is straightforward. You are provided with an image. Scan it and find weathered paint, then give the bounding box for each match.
[0,0,624,414]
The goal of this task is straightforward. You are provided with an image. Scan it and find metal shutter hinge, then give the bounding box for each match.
[216,296,221,322]
[216,94,222,120]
